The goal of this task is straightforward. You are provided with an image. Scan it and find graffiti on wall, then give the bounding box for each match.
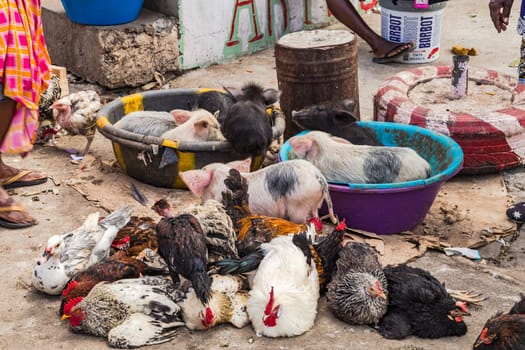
[179,0,375,69]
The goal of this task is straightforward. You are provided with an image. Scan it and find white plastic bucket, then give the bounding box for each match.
[379,0,447,63]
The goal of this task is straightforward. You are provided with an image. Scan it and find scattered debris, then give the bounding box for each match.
[130,183,149,206]
[443,247,481,260]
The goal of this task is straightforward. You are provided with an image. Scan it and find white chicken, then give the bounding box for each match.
[247,235,320,338]
[50,90,102,155]
[32,205,132,295]
[61,276,185,349]
[180,274,250,330]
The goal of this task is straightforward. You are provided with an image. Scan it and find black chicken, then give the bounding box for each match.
[326,242,388,325]
[155,213,212,305]
[377,264,468,339]
[473,295,525,349]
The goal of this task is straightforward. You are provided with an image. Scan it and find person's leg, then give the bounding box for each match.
[326,0,413,59]
[0,99,37,227]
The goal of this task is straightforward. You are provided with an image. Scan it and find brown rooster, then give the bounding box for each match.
[59,250,165,314]
[473,295,525,349]
[111,216,158,258]
[155,213,212,305]
[50,90,101,155]
[221,168,323,257]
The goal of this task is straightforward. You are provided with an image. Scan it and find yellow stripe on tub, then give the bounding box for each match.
[174,151,195,188]
[122,93,144,115]
[162,140,179,149]
[96,116,110,129]
[197,87,225,94]
[112,142,126,171]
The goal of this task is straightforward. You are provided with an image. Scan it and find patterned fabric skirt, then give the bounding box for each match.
[0,0,50,154]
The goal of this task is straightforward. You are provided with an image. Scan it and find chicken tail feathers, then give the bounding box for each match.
[192,271,212,305]
[100,205,133,230]
[213,251,264,275]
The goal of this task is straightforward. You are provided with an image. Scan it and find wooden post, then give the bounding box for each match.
[450,55,469,99]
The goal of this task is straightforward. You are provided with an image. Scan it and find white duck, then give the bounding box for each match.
[32,205,132,295]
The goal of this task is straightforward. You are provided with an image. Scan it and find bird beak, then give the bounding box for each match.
[378,291,387,300]
[42,250,52,260]
[61,314,71,321]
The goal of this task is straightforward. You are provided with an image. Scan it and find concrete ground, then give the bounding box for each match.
[2,0,525,349]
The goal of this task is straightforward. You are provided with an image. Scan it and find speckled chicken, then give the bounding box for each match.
[59,250,166,314]
[155,213,212,305]
[32,205,132,295]
[51,90,101,155]
[473,294,525,349]
[152,198,238,263]
[180,274,250,330]
[326,241,388,325]
[61,276,185,348]
[221,168,323,257]
[377,264,468,340]
[36,74,61,145]
[111,216,158,258]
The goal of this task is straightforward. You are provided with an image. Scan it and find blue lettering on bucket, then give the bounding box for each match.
[419,16,433,48]
[388,14,402,43]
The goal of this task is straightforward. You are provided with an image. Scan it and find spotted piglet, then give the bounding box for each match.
[289,130,431,184]
[179,158,337,224]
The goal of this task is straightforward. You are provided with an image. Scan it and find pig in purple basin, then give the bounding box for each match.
[279,122,463,234]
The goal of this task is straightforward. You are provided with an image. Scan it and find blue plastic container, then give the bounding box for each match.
[61,0,144,26]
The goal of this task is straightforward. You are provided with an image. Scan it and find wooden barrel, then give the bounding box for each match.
[275,29,359,139]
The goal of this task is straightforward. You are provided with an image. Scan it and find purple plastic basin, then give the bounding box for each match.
[320,181,444,234]
[281,122,464,234]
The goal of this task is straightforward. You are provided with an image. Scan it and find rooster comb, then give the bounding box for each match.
[63,296,83,315]
[336,218,346,231]
[62,280,79,297]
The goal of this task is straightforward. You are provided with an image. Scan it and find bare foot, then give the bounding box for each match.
[373,40,414,60]
[0,187,36,228]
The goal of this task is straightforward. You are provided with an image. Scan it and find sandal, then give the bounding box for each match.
[0,204,37,229]
[1,169,48,189]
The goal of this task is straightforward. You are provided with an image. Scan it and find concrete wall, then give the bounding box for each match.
[178,0,335,69]
[143,0,178,17]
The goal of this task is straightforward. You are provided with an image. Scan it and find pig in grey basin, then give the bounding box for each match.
[279,122,464,234]
[96,89,285,189]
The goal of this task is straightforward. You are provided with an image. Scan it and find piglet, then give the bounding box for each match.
[220,82,280,158]
[179,158,337,224]
[114,110,178,137]
[291,100,382,146]
[161,109,225,142]
[289,130,431,184]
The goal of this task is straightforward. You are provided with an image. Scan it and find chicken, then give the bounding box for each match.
[221,168,323,257]
[36,74,61,145]
[51,90,102,155]
[326,241,388,325]
[152,198,238,263]
[59,250,166,314]
[247,234,320,338]
[180,274,250,330]
[32,205,132,295]
[111,216,158,258]
[61,276,185,348]
[307,220,347,292]
[377,264,468,340]
[473,295,525,349]
[155,213,212,305]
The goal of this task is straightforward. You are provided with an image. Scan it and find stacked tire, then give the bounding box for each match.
[374,66,525,174]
